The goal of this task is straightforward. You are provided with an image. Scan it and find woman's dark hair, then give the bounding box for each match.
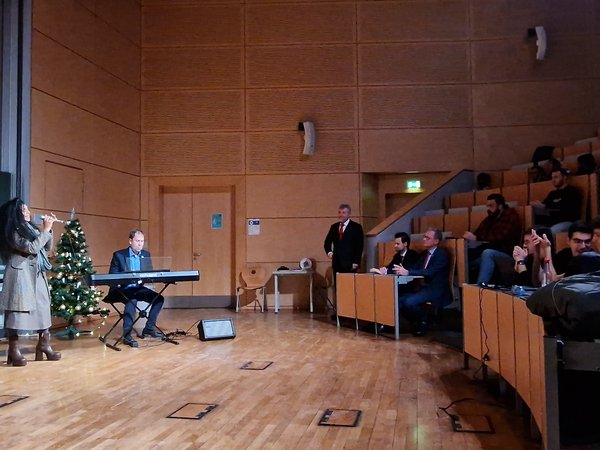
[0,198,36,259]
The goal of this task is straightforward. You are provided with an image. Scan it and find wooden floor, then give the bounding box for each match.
[0,309,543,449]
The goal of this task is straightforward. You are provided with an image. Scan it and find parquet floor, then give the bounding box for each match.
[0,309,542,449]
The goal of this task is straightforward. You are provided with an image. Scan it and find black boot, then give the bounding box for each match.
[7,335,27,366]
[35,330,61,361]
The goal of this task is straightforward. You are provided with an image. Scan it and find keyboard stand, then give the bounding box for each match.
[99,282,179,351]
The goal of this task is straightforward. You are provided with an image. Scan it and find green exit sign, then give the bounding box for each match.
[406,180,421,191]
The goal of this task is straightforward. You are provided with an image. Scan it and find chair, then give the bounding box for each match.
[236,267,268,312]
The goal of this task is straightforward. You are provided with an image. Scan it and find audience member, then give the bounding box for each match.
[392,228,451,337]
[476,172,492,191]
[463,193,522,284]
[370,232,418,275]
[529,158,562,183]
[512,228,554,287]
[550,222,592,277]
[531,168,581,234]
[576,153,599,176]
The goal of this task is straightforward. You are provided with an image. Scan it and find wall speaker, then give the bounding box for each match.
[299,121,315,155]
[198,318,236,341]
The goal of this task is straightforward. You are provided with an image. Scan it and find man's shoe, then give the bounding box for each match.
[141,328,165,339]
[123,335,139,348]
[412,321,428,337]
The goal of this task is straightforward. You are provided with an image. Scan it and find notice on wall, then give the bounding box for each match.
[247,219,260,236]
[211,213,223,229]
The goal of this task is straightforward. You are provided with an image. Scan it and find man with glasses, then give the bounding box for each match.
[552,222,593,277]
[392,228,451,336]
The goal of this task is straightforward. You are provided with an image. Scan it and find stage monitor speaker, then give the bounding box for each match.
[198,318,236,341]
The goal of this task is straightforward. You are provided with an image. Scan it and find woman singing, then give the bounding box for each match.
[0,198,61,366]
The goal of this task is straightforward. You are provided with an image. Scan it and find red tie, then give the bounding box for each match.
[423,251,431,269]
[338,222,344,240]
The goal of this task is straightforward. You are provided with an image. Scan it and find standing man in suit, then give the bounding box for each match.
[393,228,451,336]
[324,204,364,280]
[105,229,165,348]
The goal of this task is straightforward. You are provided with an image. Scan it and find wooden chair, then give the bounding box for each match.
[236,267,269,312]
[449,191,475,209]
[475,188,501,205]
[563,142,591,158]
[502,183,528,207]
[419,210,444,233]
[502,169,529,187]
[443,208,469,238]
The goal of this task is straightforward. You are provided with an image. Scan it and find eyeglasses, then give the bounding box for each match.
[572,238,592,245]
[423,235,435,240]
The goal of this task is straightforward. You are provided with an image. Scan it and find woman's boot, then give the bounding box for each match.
[7,335,27,366]
[35,330,61,361]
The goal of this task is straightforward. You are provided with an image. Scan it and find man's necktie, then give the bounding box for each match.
[338,222,344,240]
[423,251,431,269]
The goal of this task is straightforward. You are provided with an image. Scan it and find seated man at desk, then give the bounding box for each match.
[104,229,165,348]
[393,228,451,336]
[371,232,419,275]
[463,193,522,285]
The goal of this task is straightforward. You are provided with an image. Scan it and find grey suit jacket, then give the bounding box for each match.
[0,230,53,312]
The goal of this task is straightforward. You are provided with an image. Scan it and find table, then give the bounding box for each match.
[337,273,422,340]
[272,269,313,313]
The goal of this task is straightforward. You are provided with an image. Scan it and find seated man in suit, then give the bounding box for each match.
[392,228,451,336]
[371,232,419,275]
[104,229,165,348]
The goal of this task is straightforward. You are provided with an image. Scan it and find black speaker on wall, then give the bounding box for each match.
[198,318,236,341]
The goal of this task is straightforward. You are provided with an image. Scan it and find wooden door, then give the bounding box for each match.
[161,186,234,298]
[192,187,233,296]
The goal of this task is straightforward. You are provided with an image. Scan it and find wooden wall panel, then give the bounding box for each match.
[359,43,469,85]
[32,31,140,131]
[472,37,593,83]
[142,91,244,132]
[34,0,140,87]
[142,133,244,175]
[359,129,473,173]
[84,168,141,220]
[246,3,355,44]
[246,131,357,173]
[471,0,592,39]
[31,91,139,174]
[360,86,471,128]
[247,46,356,88]
[246,217,340,263]
[77,214,142,271]
[474,81,599,127]
[30,149,140,220]
[358,1,468,42]
[247,174,360,218]
[246,88,356,130]
[143,5,242,47]
[473,124,598,170]
[43,162,84,214]
[142,47,243,89]
[79,0,141,45]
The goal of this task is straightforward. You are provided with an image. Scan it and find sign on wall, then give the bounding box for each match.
[248,219,260,235]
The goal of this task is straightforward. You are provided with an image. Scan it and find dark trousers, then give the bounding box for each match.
[108,286,164,336]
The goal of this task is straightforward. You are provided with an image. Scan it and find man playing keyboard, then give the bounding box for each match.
[104,229,165,347]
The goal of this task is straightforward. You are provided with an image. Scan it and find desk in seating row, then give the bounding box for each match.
[336,273,422,340]
[462,284,600,450]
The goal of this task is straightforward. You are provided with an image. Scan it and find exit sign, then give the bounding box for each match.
[406,180,421,190]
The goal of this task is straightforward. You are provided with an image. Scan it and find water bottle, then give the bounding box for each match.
[541,261,550,287]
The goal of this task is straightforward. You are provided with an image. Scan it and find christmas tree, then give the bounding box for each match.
[49,218,108,338]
